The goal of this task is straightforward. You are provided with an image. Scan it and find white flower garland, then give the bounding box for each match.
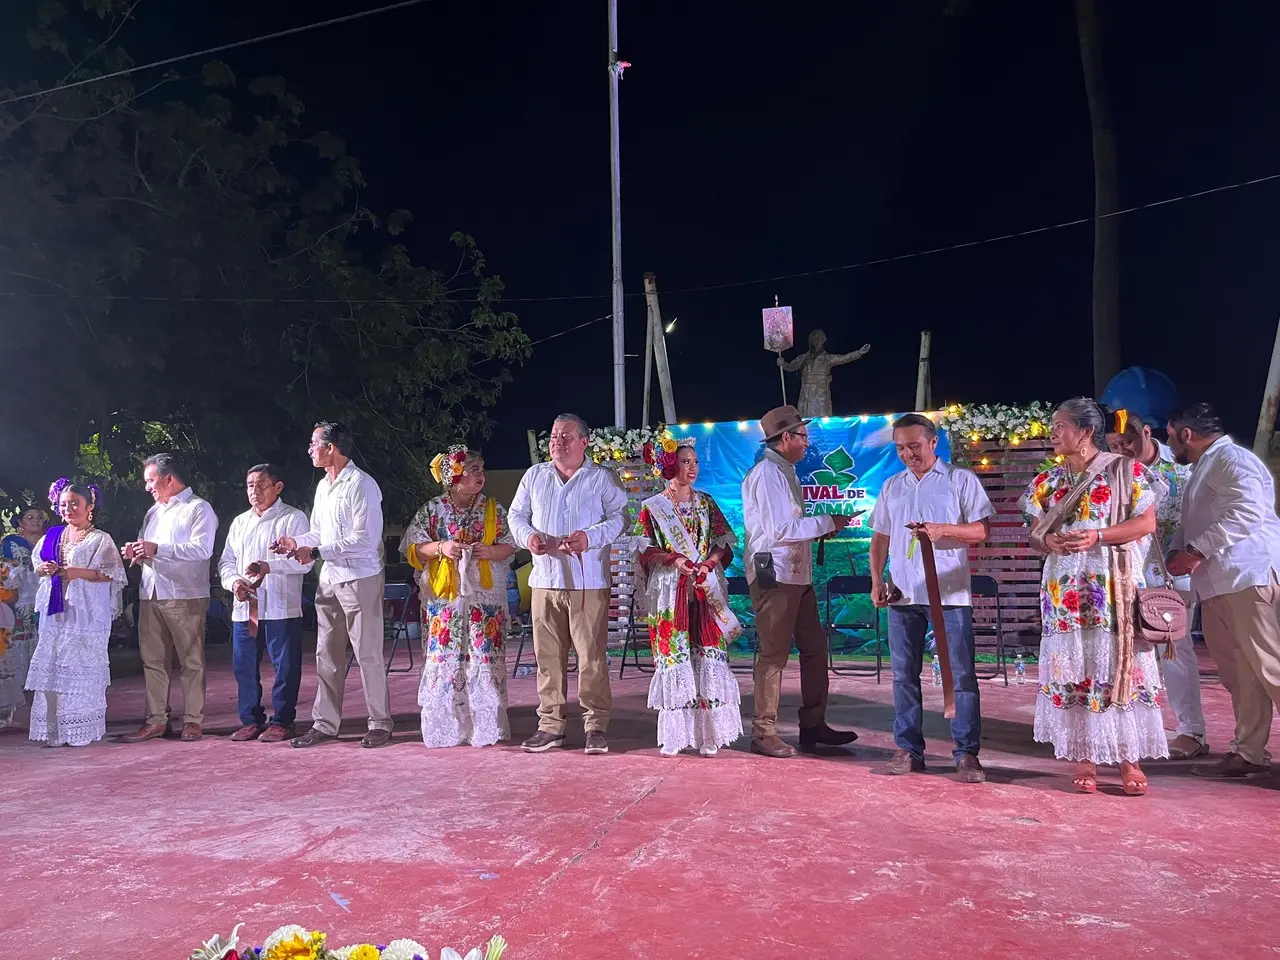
[536,424,672,465]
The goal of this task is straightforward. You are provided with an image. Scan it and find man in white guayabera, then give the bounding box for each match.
[508,413,627,756]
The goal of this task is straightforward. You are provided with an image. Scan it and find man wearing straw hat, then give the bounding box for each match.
[741,404,858,757]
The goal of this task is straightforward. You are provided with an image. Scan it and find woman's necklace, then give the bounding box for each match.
[59,523,93,566]
[448,493,481,543]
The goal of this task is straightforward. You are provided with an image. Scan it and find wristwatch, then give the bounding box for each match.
[309,547,321,561]
[1185,545,1205,560]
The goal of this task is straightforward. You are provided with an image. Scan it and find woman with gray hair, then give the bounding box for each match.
[1019,397,1165,795]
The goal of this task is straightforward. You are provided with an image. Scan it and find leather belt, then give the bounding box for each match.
[909,524,955,720]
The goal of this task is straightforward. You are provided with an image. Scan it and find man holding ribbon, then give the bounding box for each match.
[218,464,312,743]
[273,421,393,749]
[121,453,219,744]
[869,413,993,783]
[401,446,516,748]
[508,413,628,755]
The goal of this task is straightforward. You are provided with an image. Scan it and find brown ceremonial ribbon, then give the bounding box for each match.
[245,570,267,639]
[909,524,955,720]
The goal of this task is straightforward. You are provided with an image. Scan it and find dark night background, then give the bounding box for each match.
[10,1,1280,467]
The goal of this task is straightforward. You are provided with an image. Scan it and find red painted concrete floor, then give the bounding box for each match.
[1,643,1278,959]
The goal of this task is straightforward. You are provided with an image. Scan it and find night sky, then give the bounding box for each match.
[14,1,1280,466]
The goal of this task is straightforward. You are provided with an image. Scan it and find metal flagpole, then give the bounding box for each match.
[608,0,626,429]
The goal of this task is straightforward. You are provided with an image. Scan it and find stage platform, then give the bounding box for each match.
[1,642,1276,958]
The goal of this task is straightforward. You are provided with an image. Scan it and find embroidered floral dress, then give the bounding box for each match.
[633,491,743,752]
[1019,461,1168,763]
[401,494,513,747]
[27,529,126,746]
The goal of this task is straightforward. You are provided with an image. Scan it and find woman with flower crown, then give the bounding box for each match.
[0,505,45,727]
[400,447,516,747]
[633,438,743,756]
[27,479,127,746]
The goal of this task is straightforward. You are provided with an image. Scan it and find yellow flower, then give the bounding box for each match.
[348,947,381,960]
[661,437,677,453]
[263,932,325,960]
[1047,579,1061,607]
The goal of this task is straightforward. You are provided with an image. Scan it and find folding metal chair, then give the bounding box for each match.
[726,576,758,674]
[825,575,882,681]
[346,581,416,676]
[617,598,652,678]
[970,574,1007,683]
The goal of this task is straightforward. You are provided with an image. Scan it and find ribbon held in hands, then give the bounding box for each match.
[908,523,955,720]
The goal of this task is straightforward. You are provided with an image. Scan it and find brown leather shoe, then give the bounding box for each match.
[954,753,986,783]
[584,731,609,755]
[750,735,797,758]
[120,723,167,744]
[360,728,393,748]
[292,727,339,748]
[230,723,265,742]
[521,731,566,753]
[884,749,926,775]
[259,724,295,743]
[1192,752,1271,779]
[180,723,203,742]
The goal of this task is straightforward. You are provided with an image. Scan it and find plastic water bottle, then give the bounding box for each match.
[1014,653,1027,685]
[931,654,942,686]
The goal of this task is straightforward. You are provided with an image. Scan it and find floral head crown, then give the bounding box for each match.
[653,436,695,480]
[48,477,103,510]
[429,445,469,488]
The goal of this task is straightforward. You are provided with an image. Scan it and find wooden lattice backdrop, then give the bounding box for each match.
[606,458,663,646]
[965,439,1053,652]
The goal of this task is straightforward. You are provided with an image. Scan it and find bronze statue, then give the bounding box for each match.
[777,329,871,417]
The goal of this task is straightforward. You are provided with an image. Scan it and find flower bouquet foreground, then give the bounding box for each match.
[190,924,508,960]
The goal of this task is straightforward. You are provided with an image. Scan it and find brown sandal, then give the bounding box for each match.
[1072,761,1097,794]
[1121,761,1148,796]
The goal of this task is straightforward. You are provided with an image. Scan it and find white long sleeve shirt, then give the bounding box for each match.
[218,500,313,622]
[1173,435,1280,602]
[507,460,628,590]
[870,458,994,606]
[137,487,218,600]
[294,462,384,585]
[742,449,836,586]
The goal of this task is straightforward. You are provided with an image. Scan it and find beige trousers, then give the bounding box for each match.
[139,598,210,726]
[1200,573,1280,766]
[311,573,393,735]
[531,587,612,734]
[749,581,829,737]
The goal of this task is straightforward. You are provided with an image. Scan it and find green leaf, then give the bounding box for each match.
[823,446,855,474]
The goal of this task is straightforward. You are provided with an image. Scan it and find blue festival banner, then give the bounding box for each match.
[688,414,951,655]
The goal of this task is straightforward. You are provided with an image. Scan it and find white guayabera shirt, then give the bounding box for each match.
[508,460,628,590]
[137,487,219,600]
[218,500,313,622]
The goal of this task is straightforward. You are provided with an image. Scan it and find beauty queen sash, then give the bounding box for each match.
[39,524,67,616]
[644,494,741,642]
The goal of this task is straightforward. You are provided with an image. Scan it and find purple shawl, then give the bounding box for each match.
[39,525,67,616]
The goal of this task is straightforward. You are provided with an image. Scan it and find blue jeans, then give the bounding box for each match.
[887,604,981,762]
[232,618,303,727]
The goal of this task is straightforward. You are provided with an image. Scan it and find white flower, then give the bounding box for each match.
[380,940,430,960]
[189,923,243,960]
[440,949,482,960]
[261,926,309,953]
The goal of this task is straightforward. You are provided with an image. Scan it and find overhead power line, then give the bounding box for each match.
[0,0,434,108]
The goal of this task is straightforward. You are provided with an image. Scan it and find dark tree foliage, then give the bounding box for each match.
[0,0,530,529]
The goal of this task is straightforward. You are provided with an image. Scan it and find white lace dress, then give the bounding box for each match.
[0,536,39,712]
[26,529,126,746]
[401,495,513,748]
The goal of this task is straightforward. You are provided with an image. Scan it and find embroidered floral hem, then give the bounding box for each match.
[1033,692,1169,764]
